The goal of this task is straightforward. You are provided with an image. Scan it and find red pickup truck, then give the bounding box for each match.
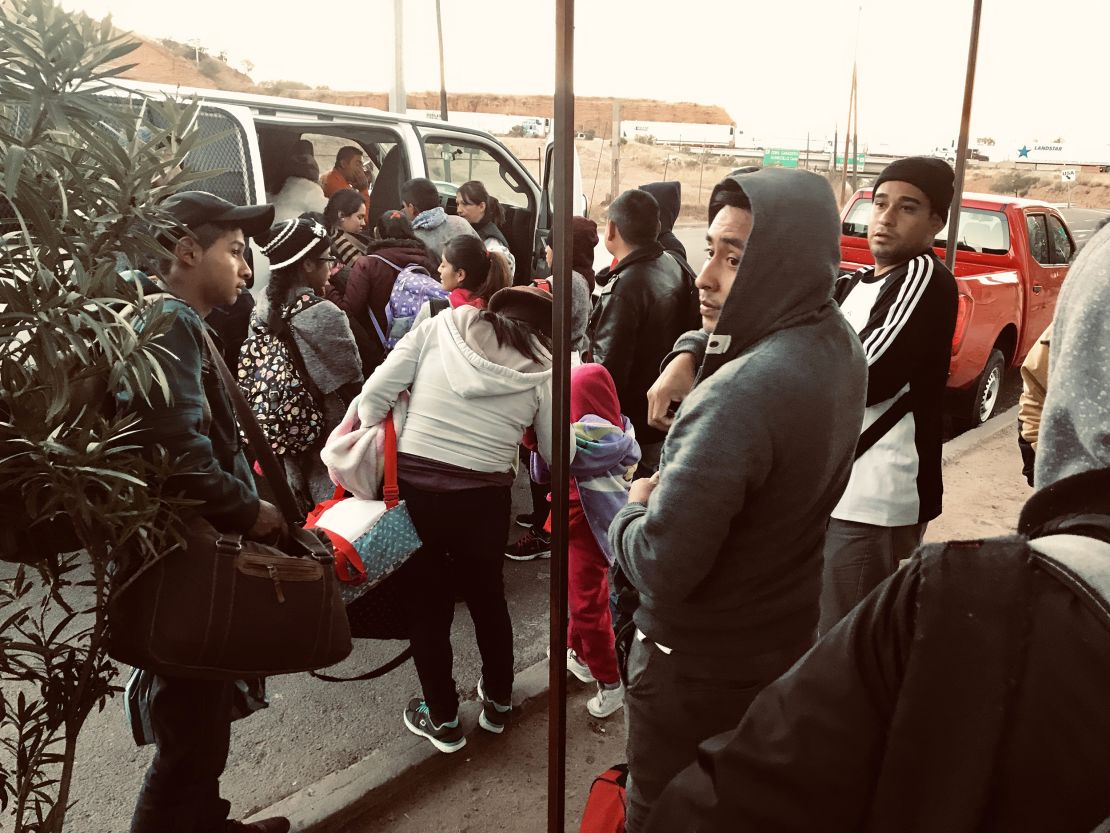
[840,190,1075,427]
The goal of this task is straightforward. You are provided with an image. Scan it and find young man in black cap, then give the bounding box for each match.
[818,157,958,633]
[127,191,291,833]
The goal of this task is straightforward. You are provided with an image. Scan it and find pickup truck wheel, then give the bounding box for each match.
[969,349,1005,427]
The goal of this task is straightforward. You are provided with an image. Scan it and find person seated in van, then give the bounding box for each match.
[324,188,369,268]
[400,176,479,263]
[454,180,516,275]
[323,209,437,373]
[272,153,326,221]
[322,145,370,212]
[241,216,363,512]
[412,234,512,328]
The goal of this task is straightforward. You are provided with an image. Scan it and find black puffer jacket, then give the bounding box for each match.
[588,242,699,445]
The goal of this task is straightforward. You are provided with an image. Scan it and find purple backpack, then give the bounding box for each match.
[368,254,449,349]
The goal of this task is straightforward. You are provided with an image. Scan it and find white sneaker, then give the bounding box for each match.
[587,683,625,718]
[566,649,595,684]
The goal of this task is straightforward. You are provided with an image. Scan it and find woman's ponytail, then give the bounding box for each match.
[443,235,512,306]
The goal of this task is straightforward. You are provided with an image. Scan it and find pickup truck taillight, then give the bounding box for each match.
[951,292,974,357]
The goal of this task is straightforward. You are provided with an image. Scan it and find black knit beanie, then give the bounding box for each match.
[874,157,955,218]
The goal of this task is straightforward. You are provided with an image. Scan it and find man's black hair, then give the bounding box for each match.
[158,221,239,276]
[334,145,363,167]
[608,189,660,248]
[708,179,752,224]
[400,177,441,214]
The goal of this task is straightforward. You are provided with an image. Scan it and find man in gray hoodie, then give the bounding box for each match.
[643,221,1110,833]
[609,169,868,832]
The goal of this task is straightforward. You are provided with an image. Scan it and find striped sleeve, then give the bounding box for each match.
[856,255,955,407]
[859,255,934,365]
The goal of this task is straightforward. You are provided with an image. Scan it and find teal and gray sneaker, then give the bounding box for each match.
[477,678,512,734]
[403,698,466,753]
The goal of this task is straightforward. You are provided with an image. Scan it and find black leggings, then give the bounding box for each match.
[399,479,514,724]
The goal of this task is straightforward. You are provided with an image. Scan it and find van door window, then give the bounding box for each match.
[421,136,536,282]
[422,139,530,210]
[1047,215,1074,264]
[1026,214,1050,264]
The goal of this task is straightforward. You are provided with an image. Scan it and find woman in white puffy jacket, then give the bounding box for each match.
[354,285,556,753]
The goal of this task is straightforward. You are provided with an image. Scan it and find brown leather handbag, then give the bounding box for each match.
[107,327,352,679]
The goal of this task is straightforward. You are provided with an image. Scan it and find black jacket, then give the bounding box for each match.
[588,242,698,445]
[646,467,1110,833]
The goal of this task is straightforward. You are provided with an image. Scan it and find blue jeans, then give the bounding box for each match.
[129,675,234,833]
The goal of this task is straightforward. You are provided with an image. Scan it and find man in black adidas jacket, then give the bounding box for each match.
[588,189,699,473]
[818,157,958,632]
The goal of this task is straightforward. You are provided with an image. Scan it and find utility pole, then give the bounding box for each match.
[945,0,984,273]
[435,0,448,121]
[389,0,406,115]
[610,101,621,203]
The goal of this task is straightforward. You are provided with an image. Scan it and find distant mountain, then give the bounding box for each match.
[102,35,255,92]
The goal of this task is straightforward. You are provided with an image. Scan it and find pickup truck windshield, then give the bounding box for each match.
[843,199,1011,255]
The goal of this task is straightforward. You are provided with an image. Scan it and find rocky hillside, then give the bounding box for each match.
[98,29,735,131]
[288,90,735,133]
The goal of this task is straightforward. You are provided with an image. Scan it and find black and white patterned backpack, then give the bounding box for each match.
[237,293,325,456]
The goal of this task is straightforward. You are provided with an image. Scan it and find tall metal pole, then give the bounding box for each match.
[610,101,621,203]
[944,0,983,273]
[435,0,448,121]
[389,0,406,114]
[548,1,574,831]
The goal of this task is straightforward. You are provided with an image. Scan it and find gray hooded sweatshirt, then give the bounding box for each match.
[610,168,868,657]
[1035,223,1110,489]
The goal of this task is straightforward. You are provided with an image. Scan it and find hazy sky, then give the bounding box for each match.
[60,0,1110,159]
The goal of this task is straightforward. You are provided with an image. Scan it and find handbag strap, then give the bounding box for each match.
[199,327,303,526]
[310,646,412,682]
[383,412,399,509]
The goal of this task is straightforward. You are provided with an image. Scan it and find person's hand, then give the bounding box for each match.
[629,471,661,505]
[647,353,696,431]
[247,500,288,543]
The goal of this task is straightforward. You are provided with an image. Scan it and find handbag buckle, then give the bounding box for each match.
[216,534,243,556]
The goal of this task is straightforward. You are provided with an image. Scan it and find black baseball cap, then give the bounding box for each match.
[159,191,274,242]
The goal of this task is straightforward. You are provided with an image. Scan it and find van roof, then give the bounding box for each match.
[109,79,502,140]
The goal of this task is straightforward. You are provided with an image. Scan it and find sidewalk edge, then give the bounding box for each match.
[249,657,553,832]
[942,405,1019,466]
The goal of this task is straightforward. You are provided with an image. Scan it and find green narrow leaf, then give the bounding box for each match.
[3,144,26,197]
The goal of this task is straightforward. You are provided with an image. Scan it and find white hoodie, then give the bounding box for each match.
[356,305,555,474]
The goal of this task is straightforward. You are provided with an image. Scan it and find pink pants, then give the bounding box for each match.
[568,502,620,685]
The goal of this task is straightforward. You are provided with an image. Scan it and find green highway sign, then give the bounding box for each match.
[763,148,800,168]
[835,154,867,166]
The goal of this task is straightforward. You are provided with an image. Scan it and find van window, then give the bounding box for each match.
[179,109,255,207]
[422,138,529,209]
[1026,214,1050,264]
[1047,215,1073,264]
[254,124,408,215]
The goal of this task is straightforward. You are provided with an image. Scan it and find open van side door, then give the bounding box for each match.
[537,136,587,277]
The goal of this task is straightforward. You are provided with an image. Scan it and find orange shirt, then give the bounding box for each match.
[321,169,370,213]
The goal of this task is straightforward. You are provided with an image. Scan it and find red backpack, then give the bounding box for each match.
[579,764,628,833]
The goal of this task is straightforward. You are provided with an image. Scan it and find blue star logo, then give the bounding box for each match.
[1018,146,1031,158]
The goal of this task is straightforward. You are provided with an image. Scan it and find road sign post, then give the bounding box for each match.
[1061,168,1077,208]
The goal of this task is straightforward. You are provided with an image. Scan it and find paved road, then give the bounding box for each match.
[1059,206,1110,248]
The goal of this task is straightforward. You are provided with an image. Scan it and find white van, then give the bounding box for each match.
[111,80,584,291]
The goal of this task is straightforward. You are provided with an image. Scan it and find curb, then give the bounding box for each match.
[248,657,554,832]
[942,404,1019,466]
